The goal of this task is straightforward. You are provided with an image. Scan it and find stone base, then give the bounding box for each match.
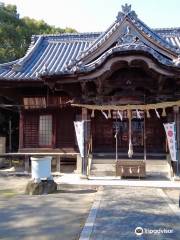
[25,179,57,195]
[80,174,88,179]
[0,158,5,168]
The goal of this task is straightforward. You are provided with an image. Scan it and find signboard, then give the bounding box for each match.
[163,122,177,161]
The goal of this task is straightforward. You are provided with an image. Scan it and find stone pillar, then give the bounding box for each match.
[74,154,82,174]
[0,137,6,168]
[56,156,61,173]
[25,156,30,172]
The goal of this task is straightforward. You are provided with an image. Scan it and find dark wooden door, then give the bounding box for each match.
[92,112,165,154]
[92,113,114,152]
[56,108,75,148]
[146,115,165,153]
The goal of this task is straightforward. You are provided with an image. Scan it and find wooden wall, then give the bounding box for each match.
[21,107,76,149]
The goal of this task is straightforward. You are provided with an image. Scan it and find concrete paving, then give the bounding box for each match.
[80,186,180,240]
[0,173,180,240]
[0,185,96,240]
[56,173,180,189]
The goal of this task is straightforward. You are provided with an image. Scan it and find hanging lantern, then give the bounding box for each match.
[146,109,151,118]
[91,109,95,118]
[108,109,111,118]
[162,108,167,117]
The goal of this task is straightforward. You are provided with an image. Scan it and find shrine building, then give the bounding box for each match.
[0,4,180,178]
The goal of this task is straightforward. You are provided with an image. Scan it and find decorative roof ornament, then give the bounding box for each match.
[122,3,132,14]
[117,3,137,21]
[173,56,180,66]
[117,25,139,46]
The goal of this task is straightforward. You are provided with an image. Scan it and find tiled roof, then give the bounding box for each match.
[156,28,180,48]
[0,33,100,80]
[0,5,180,81]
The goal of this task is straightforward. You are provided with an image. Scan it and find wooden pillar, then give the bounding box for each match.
[174,106,180,175]
[19,111,24,149]
[52,113,56,148]
[143,112,147,161]
[8,118,12,152]
[25,156,30,172]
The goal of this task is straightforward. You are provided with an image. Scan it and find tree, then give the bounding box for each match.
[0,2,77,63]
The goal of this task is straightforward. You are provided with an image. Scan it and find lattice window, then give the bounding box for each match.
[23,114,39,148]
[39,115,52,146]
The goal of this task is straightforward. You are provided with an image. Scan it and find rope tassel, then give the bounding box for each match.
[146,109,151,118]
[91,109,95,118]
[128,140,133,158]
[108,109,111,118]
[162,108,166,117]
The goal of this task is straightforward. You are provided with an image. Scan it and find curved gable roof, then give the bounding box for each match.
[0,4,180,81]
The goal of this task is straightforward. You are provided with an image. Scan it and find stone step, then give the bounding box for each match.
[90,170,116,177]
[91,163,116,171]
[90,159,170,177]
[93,153,166,160]
[146,172,170,179]
[146,160,168,165]
[146,160,169,173]
[92,159,116,164]
[146,167,169,173]
[92,159,168,164]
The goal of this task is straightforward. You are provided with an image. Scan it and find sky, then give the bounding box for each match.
[1,0,180,32]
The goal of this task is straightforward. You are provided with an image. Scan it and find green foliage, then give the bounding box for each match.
[0,2,77,63]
